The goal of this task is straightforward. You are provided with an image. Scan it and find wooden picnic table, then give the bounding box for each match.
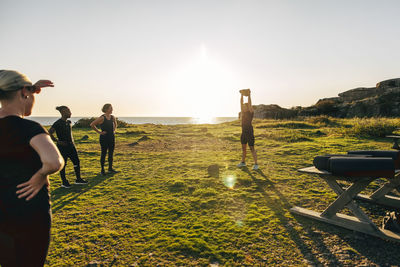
[290,166,400,242]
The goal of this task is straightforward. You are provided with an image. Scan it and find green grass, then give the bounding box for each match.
[45,117,400,266]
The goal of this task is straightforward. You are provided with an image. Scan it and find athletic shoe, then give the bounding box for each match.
[237,162,246,167]
[108,169,119,174]
[252,164,259,170]
[61,180,71,188]
[75,178,88,185]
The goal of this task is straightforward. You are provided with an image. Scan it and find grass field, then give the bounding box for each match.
[45,117,400,266]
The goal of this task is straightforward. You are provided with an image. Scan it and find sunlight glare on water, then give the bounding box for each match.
[190,116,216,124]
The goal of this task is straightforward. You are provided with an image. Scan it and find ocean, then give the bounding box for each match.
[29,117,237,126]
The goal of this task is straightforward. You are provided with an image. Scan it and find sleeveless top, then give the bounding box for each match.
[100,115,114,138]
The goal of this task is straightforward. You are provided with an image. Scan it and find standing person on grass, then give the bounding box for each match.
[237,89,259,170]
[49,106,88,188]
[0,70,64,266]
[90,103,119,175]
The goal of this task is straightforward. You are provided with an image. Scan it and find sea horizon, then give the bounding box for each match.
[29,116,237,126]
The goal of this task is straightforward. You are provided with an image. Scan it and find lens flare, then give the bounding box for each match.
[223,175,237,189]
[236,220,244,227]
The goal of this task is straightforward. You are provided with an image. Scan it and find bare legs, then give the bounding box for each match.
[241,144,258,165]
[241,144,247,163]
[249,145,258,165]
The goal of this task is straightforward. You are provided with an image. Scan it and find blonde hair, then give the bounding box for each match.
[0,70,32,100]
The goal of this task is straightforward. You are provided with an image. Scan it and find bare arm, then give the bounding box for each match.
[248,93,254,112]
[31,80,54,94]
[48,127,57,142]
[90,116,106,135]
[16,134,64,200]
[113,116,118,133]
[240,94,244,112]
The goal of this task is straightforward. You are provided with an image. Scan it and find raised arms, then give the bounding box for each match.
[248,92,254,112]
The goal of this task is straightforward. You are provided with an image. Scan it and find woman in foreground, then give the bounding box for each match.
[0,70,63,266]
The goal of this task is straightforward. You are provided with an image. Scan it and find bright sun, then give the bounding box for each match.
[169,44,236,118]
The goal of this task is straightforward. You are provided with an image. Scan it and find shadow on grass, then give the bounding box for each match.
[244,168,400,265]
[240,167,343,266]
[51,172,116,214]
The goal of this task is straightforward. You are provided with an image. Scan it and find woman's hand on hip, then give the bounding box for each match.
[16,171,49,201]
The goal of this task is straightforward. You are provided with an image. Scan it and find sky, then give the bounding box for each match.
[1,0,400,117]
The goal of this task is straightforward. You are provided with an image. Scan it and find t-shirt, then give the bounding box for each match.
[241,111,254,132]
[51,118,73,144]
[0,116,50,219]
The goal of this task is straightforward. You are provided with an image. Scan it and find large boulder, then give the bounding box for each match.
[376,78,400,89]
[253,104,297,119]
[338,87,378,103]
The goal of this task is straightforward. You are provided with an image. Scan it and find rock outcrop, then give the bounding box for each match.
[253,104,297,119]
[253,78,400,118]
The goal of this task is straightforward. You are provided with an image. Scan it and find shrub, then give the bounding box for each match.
[256,122,316,129]
[346,118,399,137]
[306,115,332,126]
[73,117,129,128]
[315,100,337,114]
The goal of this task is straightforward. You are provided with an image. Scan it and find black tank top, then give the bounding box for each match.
[100,115,114,138]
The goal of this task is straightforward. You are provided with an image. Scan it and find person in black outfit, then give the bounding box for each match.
[0,70,63,267]
[237,89,259,170]
[90,103,118,175]
[49,106,87,188]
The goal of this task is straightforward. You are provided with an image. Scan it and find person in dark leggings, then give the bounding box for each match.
[49,106,87,188]
[0,70,64,267]
[237,89,259,170]
[90,103,118,175]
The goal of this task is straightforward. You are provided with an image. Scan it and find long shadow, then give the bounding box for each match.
[240,167,343,266]
[250,169,400,265]
[51,172,116,214]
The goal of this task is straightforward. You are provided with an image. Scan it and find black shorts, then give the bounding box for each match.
[241,131,255,146]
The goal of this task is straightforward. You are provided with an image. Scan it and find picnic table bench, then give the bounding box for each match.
[290,166,400,242]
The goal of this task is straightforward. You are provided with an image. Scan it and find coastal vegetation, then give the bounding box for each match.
[46,117,400,266]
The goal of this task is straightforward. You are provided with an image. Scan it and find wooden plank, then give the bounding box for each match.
[298,166,331,175]
[370,177,400,199]
[356,194,400,209]
[290,206,377,233]
[290,207,400,242]
[325,180,377,225]
[321,179,371,218]
[298,167,400,176]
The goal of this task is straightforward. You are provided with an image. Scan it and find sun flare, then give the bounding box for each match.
[169,44,237,117]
